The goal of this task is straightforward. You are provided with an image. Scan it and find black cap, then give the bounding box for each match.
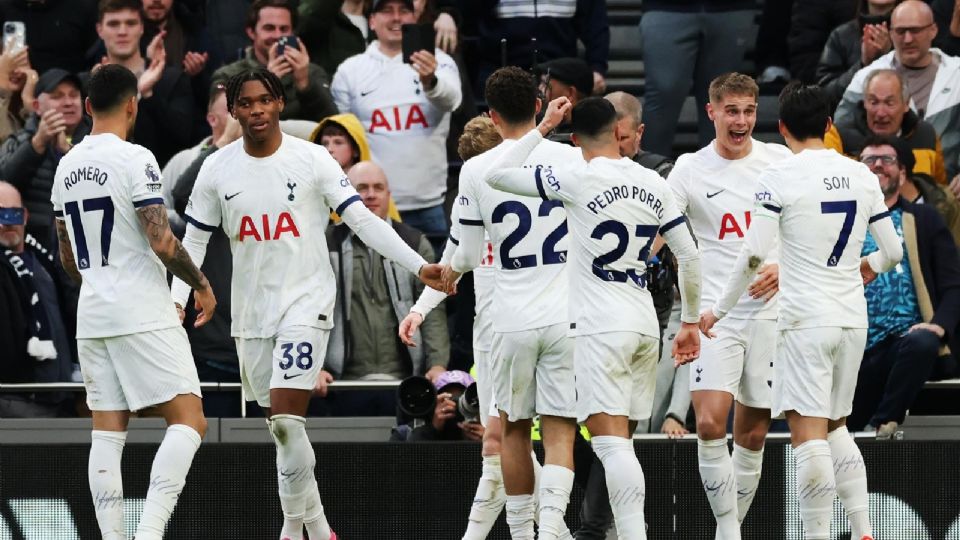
[536,57,594,97]
[370,0,414,12]
[36,68,82,95]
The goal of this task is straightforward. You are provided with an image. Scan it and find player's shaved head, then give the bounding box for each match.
[348,161,391,220]
[570,97,617,144]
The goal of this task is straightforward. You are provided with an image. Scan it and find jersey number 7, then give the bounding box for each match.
[820,200,857,267]
[63,197,115,269]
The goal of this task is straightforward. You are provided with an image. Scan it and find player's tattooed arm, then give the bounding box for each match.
[55,218,82,284]
[136,204,209,291]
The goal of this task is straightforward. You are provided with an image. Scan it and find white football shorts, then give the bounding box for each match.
[235,326,330,408]
[77,326,201,412]
[491,323,575,422]
[473,348,499,427]
[688,317,776,409]
[772,327,867,420]
[575,331,660,423]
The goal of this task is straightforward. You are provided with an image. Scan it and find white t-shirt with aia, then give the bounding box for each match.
[51,133,179,338]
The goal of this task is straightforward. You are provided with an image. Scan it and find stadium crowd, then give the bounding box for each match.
[0,0,959,448]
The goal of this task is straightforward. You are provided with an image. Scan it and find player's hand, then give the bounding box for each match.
[267,42,293,79]
[908,322,945,339]
[434,12,458,53]
[433,393,456,430]
[419,263,449,292]
[31,109,67,153]
[661,416,689,439]
[138,45,166,99]
[672,322,701,367]
[192,285,217,327]
[174,302,185,323]
[748,263,779,302]
[182,51,208,77]
[459,420,484,441]
[698,309,719,339]
[425,365,446,383]
[399,311,424,346]
[537,97,571,136]
[283,39,311,92]
[410,50,438,89]
[949,174,960,199]
[860,257,878,285]
[439,264,461,294]
[314,369,334,397]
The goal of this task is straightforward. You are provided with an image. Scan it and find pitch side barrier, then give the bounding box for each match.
[0,440,958,539]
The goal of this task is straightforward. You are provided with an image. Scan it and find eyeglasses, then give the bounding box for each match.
[860,155,898,166]
[891,22,935,37]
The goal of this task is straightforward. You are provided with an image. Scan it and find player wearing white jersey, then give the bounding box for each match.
[440,70,581,540]
[169,68,444,540]
[669,73,791,540]
[702,84,902,540]
[485,97,703,540]
[51,65,214,540]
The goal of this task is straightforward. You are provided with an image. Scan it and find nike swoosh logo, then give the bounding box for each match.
[224,192,242,201]
[706,190,725,199]
[360,89,376,97]
[283,373,302,380]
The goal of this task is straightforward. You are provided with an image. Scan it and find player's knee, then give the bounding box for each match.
[193,415,208,439]
[735,424,767,450]
[482,436,501,457]
[696,416,727,440]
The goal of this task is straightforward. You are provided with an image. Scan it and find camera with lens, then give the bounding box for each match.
[396,374,480,424]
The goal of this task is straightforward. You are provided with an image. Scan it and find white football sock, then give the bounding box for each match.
[505,494,536,540]
[531,450,542,523]
[592,436,647,540]
[732,443,763,523]
[269,415,315,540]
[304,478,332,540]
[795,439,835,540]
[697,438,739,539]
[828,426,872,539]
[462,455,506,540]
[537,464,574,539]
[89,430,127,540]
[135,424,201,540]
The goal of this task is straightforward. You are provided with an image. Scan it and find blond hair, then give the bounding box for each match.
[458,116,502,161]
[708,72,759,104]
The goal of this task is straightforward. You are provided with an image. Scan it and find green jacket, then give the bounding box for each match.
[298,0,367,76]
[211,49,338,122]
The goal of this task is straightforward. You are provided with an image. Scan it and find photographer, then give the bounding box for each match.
[395,370,484,442]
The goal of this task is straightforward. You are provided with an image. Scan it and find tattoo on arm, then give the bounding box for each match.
[135,204,208,291]
[55,218,82,284]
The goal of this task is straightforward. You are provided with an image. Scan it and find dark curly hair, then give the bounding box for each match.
[484,66,538,125]
[224,68,285,113]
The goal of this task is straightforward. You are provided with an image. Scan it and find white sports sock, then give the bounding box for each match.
[135,424,201,540]
[462,455,506,540]
[794,440,835,540]
[531,450,542,523]
[269,415,316,540]
[89,430,127,540]
[303,478,332,540]
[592,436,647,540]
[828,426,872,539]
[505,494,536,540]
[697,438,739,540]
[537,465,574,539]
[732,443,764,523]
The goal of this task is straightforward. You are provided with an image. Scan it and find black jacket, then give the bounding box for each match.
[788,0,858,83]
[0,115,92,243]
[817,19,862,111]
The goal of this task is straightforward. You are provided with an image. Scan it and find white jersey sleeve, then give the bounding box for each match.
[450,161,485,273]
[658,188,701,324]
[182,152,223,232]
[864,190,902,273]
[128,147,166,208]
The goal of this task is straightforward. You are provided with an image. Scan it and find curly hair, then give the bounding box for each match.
[484,66,538,125]
[458,116,502,161]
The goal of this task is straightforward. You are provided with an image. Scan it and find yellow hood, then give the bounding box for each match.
[311,113,371,162]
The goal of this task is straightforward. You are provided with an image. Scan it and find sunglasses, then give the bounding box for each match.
[0,206,24,225]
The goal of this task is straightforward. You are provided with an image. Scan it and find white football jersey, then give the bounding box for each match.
[456,138,582,332]
[753,148,891,329]
[448,193,497,351]
[670,139,792,319]
[490,155,690,338]
[184,134,364,338]
[50,133,179,339]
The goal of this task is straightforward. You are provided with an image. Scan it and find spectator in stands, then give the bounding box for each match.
[639,0,755,155]
[298,0,369,77]
[0,0,98,75]
[788,0,858,83]
[85,0,196,167]
[835,0,960,182]
[212,0,337,123]
[0,68,89,245]
[141,0,215,77]
[853,136,960,437]
[317,161,449,416]
[753,0,793,90]
[392,370,484,441]
[0,181,74,418]
[332,0,461,243]
[817,0,897,110]
[205,0,253,65]
[931,0,960,56]
[537,57,592,144]
[826,69,947,184]
[0,48,37,144]
[461,0,608,97]
[310,113,369,173]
